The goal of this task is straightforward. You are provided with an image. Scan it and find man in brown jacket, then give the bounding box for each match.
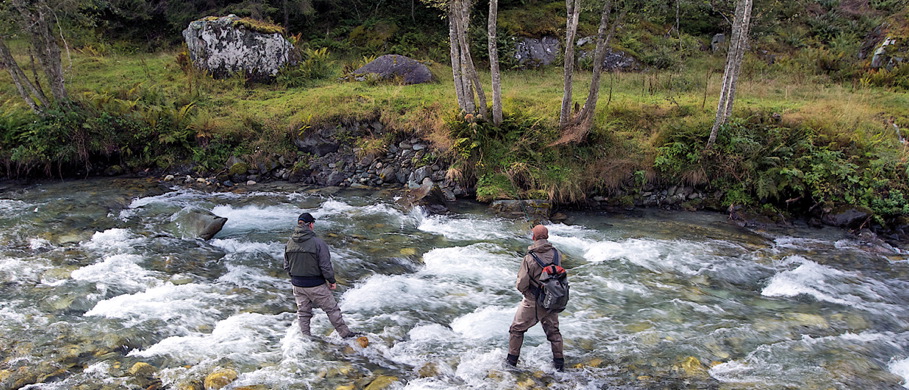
[506,224,565,371]
[284,213,359,339]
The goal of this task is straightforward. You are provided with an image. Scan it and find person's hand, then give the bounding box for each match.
[329,283,337,290]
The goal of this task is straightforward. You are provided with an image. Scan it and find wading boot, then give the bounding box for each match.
[505,354,519,367]
[553,357,565,372]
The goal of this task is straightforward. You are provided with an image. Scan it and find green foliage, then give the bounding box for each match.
[654,115,909,218]
[863,64,909,90]
[279,47,335,87]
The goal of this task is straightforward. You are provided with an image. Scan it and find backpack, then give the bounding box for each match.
[529,249,569,313]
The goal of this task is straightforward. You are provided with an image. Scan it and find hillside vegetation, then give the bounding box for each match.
[1,0,909,234]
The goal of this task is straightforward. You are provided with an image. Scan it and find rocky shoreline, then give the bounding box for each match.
[137,119,907,255]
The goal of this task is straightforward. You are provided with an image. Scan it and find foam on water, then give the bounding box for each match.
[421,243,514,287]
[341,274,451,312]
[711,330,905,387]
[80,228,145,253]
[762,256,903,314]
[126,188,215,209]
[210,238,282,255]
[575,235,714,275]
[417,214,516,241]
[889,357,909,388]
[70,253,160,291]
[210,204,299,235]
[319,198,409,222]
[130,312,290,364]
[0,256,48,284]
[343,242,520,318]
[217,264,285,290]
[450,306,518,340]
[0,198,30,212]
[84,282,225,331]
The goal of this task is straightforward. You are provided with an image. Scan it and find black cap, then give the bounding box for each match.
[298,213,316,223]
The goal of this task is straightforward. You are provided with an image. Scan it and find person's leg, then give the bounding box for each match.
[507,298,539,364]
[310,283,353,337]
[293,285,314,336]
[540,310,564,370]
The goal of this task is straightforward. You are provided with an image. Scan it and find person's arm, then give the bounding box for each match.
[516,256,532,299]
[283,248,291,274]
[315,238,337,287]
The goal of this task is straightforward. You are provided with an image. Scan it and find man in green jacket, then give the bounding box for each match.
[284,212,358,339]
[506,224,565,371]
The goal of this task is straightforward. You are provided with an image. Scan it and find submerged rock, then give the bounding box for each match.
[364,375,398,390]
[203,368,238,389]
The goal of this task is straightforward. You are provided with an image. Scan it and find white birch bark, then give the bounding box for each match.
[488,0,503,125]
[707,0,753,148]
[558,0,581,127]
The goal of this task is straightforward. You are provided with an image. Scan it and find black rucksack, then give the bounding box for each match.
[529,249,569,313]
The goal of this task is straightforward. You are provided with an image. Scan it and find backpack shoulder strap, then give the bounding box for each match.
[528,251,548,268]
[552,249,560,266]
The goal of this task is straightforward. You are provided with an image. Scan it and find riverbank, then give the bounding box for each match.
[3,51,908,250]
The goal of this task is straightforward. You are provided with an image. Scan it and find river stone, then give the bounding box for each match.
[489,200,551,224]
[182,15,296,81]
[418,362,439,378]
[170,207,228,240]
[352,54,434,85]
[364,375,398,390]
[822,206,872,228]
[128,362,156,377]
[204,368,238,390]
[675,356,709,379]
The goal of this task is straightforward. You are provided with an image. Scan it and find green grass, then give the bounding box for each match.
[2,45,908,222]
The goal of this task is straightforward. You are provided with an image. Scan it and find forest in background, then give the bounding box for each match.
[2,0,909,235]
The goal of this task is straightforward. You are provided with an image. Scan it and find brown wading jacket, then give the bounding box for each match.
[516,239,558,302]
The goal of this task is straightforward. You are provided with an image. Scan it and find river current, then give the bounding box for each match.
[1,179,909,389]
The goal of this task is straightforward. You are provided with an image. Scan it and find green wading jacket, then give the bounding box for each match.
[284,225,336,287]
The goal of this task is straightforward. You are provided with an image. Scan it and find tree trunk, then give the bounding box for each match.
[448,2,472,114]
[572,0,616,129]
[447,0,487,120]
[10,0,68,104]
[558,0,581,127]
[554,0,622,144]
[0,36,49,112]
[706,0,753,148]
[488,0,503,125]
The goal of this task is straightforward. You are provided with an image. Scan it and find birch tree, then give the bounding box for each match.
[0,0,70,112]
[443,0,488,120]
[557,0,621,144]
[488,0,502,125]
[706,0,753,149]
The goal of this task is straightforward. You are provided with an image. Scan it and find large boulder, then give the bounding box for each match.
[168,207,228,240]
[352,54,434,85]
[514,36,560,67]
[489,199,552,224]
[182,15,297,81]
[576,37,640,71]
[822,206,873,228]
[870,36,906,70]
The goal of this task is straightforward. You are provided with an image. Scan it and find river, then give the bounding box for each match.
[1,178,908,389]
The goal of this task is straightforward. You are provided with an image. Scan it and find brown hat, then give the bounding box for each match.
[531,224,548,240]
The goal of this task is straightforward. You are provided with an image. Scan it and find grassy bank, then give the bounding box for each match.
[2,46,909,228]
